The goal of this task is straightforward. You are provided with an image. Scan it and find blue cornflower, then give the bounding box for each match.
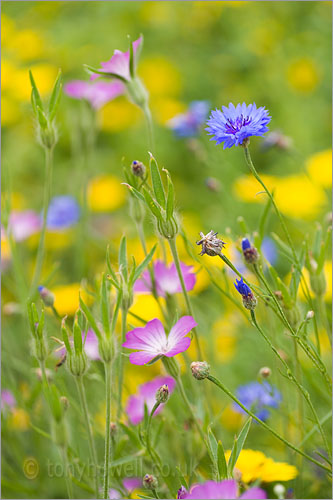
[233,381,281,421]
[206,102,271,148]
[241,238,251,251]
[168,100,210,138]
[234,277,251,297]
[46,196,80,230]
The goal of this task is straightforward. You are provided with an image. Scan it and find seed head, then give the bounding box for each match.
[196,230,225,257]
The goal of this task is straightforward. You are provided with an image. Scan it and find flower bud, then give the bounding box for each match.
[242,293,258,310]
[68,351,88,377]
[273,483,286,500]
[143,474,158,490]
[33,336,48,362]
[60,396,69,411]
[306,310,314,320]
[38,286,55,307]
[157,216,178,240]
[241,238,259,264]
[259,367,271,379]
[98,337,114,364]
[191,361,210,380]
[196,230,225,257]
[156,384,169,404]
[131,160,146,178]
[310,271,326,296]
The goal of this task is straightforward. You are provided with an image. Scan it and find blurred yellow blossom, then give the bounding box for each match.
[300,260,332,303]
[6,29,46,61]
[8,408,30,431]
[139,2,174,25]
[88,175,126,212]
[306,149,331,188]
[129,294,163,325]
[213,315,238,362]
[221,404,243,431]
[51,283,90,316]
[234,174,325,218]
[140,57,182,97]
[99,97,141,132]
[224,449,298,483]
[287,58,319,93]
[3,61,58,102]
[152,97,186,125]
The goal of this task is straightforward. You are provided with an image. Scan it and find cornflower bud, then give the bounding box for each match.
[234,278,257,310]
[191,361,210,380]
[196,230,225,257]
[38,286,55,307]
[259,366,271,379]
[143,474,158,490]
[156,384,169,404]
[241,238,259,264]
[131,160,146,178]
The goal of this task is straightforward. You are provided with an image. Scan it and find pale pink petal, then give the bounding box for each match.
[129,351,157,365]
[64,80,90,99]
[164,337,191,357]
[240,487,267,499]
[168,316,197,345]
[123,319,166,351]
[91,37,142,82]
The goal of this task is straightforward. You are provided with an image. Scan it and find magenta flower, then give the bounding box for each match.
[126,375,176,425]
[83,329,100,360]
[91,36,143,82]
[109,478,141,499]
[134,260,196,297]
[123,316,196,365]
[184,480,267,500]
[8,211,41,242]
[1,390,16,410]
[64,80,124,109]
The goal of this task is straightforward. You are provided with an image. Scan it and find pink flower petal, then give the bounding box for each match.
[164,337,191,357]
[168,316,197,345]
[240,487,267,500]
[129,351,157,365]
[91,36,142,81]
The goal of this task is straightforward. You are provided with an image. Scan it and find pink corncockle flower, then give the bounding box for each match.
[109,478,141,499]
[1,390,16,409]
[64,80,124,109]
[123,316,197,365]
[134,260,196,297]
[184,479,267,500]
[91,36,143,82]
[126,375,176,425]
[8,211,41,242]
[83,329,100,360]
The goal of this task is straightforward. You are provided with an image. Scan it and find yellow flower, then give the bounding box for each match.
[8,408,30,431]
[224,449,298,483]
[213,315,238,362]
[151,97,186,125]
[1,96,20,126]
[306,149,332,188]
[221,404,243,431]
[129,294,164,325]
[7,29,46,61]
[300,261,332,303]
[51,283,90,316]
[139,1,174,25]
[287,58,319,93]
[99,97,141,132]
[87,175,126,212]
[3,61,58,102]
[140,57,182,97]
[234,174,325,219]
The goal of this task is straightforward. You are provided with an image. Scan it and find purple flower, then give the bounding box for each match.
[83,329,100,360]
[168,101,210,138]
[184,479,267,499]
[64,80,124,109]
[233,381,281,421]
[134,260,196,297]
[126,375,176,425]
[234,277,251,297]
[109,478,141,499]
[261,237,277,266]
[8,211,41,242]
[91,36,143,82]
[1,390,16,409]
[46,196,80,231]
[206,103,271,149]
[123,316,196,365]
[178,486,188,499]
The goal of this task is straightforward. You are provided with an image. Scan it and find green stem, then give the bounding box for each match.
[117,307,128,420]
[176,374,206,444]
[75,376,99,497]
[143,103,155,153]
[103,361,112,499]
[206,374,331,473]
[250,310,331,460]
[169,238,202,359]
[60,445,73,499]
[30,146,54,297]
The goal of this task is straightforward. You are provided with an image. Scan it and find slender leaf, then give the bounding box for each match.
[164,169,175,220]
[83,64,128,83]
[36,106,48,129]
[100,273,110,337]
[149,154,166,208]
[29,70,43,110]
[227,417,252,477]
[61,317,72,353]
[217,440,228,480]
[143,188,163,220]
[118,236,128,280]
[79,295,102,340]
[132,244,157,283]
[73,315,83,354]
[48,69,62,120]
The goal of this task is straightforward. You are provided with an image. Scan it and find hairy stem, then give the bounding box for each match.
[103,362,112,499]
[117,307,128,419]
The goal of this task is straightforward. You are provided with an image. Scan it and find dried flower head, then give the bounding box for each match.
[196,230,225,257]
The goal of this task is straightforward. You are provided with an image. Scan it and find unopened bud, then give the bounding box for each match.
[68,351,88,377]
[191,361,210,380]
[38,286,55,307]
[306,310,314,320]
[143,474,158,490]
[259,367,271,379]
[60,396,69,411]
[131,160,146,178]
[156,384,169,404]
[273,483,286,500]
[242,293,258,310]
[110,422,117,436]
[241,238,259,264]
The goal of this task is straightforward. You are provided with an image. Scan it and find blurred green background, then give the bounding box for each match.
[1,2,332,499]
